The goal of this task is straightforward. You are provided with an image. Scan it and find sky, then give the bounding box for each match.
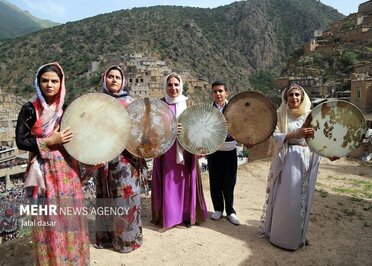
[5,0,368,24]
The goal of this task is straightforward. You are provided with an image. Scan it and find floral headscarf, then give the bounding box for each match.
[30,62,65,138]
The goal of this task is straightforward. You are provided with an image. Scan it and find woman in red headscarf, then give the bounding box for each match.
[16,62,89,265]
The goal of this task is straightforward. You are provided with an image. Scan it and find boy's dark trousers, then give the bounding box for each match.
[207,148,237,215]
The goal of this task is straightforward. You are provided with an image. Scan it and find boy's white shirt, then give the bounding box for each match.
[214,100,237,151]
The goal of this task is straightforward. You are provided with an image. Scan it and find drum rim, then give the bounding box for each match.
[61,93,129,164]
[125,97,177,158]
[304,99,367,157]
[224,90,277,145]
[177,103,228,155]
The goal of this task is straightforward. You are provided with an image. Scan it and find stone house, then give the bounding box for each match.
[351,79,372,113]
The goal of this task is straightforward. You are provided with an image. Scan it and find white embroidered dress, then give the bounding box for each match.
[260,111,321,250]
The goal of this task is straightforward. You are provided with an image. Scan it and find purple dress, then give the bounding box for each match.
[151,103,208,228]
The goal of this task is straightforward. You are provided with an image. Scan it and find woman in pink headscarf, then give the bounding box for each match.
[151,72,208,230]
[16,62,89,265]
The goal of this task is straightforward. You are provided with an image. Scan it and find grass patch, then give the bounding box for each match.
[364,183,372,191]
[365,46,372,52]
[17,217,32,237]
[331,186,372,199]
[332,187,360,194]
[326,175,346,181]
[350,196,363,203]
[341,208,357,216]
[318,188,328,198]
[351,179,371,186]
[362,203,372,211]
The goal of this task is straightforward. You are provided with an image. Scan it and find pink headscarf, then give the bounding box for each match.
[25,62,65,193]
[30,62,65,138]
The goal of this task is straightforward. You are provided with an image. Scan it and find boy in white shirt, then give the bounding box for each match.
[207,80,239,225]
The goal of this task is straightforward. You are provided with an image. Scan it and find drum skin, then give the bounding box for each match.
[303,100,367,158]
[177,103,228,155]
[224,91,277,146]
[126,97,177,159]
[61,93,129,165]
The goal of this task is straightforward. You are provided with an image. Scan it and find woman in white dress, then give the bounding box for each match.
[259,83,320,250]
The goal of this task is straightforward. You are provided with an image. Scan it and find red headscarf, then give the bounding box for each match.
[30,62,65,138]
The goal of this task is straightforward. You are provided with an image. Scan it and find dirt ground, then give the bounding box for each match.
[1,157,371,266]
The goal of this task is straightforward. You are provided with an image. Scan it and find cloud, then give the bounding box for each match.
[22,0,65,18]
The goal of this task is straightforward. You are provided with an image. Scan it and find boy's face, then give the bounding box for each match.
[212,85,228,105]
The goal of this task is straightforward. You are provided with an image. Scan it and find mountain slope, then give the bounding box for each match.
[0,0,343,99]
[0,0,59,39]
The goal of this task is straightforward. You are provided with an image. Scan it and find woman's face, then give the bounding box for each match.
[39,71,61,104]
[287,88,302,109]
[166,77,181,98]
[106,69,123,94]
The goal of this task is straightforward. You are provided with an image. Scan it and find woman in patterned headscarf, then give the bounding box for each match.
[151,72,208,230]
[16,62,90,265]
[94,65,148,253]
[259,83,321,250]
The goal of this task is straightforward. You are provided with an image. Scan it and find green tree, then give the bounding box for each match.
[312,52,325,66]
[183,82,189,96]
[340,51,358,66]
[249,70,275,93]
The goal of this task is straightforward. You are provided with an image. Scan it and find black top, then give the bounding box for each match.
[15,102,39,154]
[213,102,235,142]
[15,102,67,155]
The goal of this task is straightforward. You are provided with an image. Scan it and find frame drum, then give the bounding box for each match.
[224,91,277,146]
[303,100,367,157]
[61,93,129,165]
[177,103,228,155]
[126,97,177,158]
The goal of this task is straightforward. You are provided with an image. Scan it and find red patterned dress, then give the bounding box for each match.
[16,62,89,265]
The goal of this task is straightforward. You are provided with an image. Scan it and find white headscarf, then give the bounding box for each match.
[164,73,188,164]
[276,83,311,133]
[163,72,188,116]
